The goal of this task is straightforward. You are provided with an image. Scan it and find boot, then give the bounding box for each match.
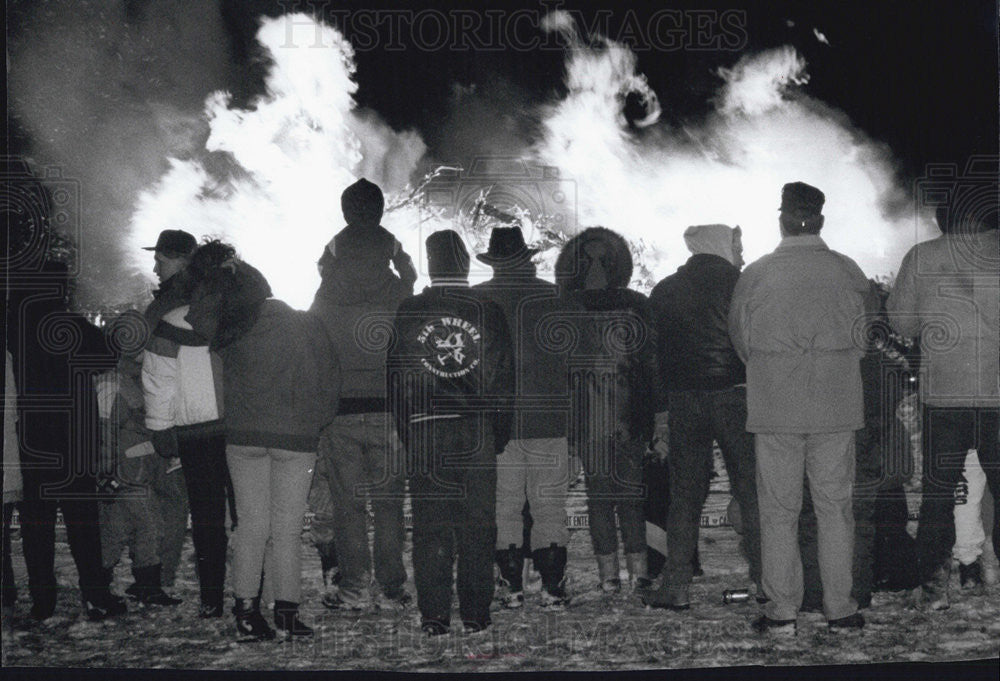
[317,541,341,589]
[234,596,276,642]
[533,544,570,607]
[595,553,621,593]
[82,572,128,622]
[958,559,983,592]
[626,552,651,592]
[692,545,704,578]
[921,563,951,611]
[495,544,524,609]
[273,600,313,638]
[128,565,182,606]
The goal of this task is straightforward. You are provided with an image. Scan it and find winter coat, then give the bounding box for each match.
[7,283,113,485]
[649,253,746,391]
[387,284,515,456]
[142,305,224,437]
[188,263,342,453]
[555,227,658,447]
[886,229,999,408]
[310,225,415,414]
[728,234,872,434]
[96,362,155,475]
[473,265,582,440]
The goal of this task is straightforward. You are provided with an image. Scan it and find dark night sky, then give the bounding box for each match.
[215,0,999,180]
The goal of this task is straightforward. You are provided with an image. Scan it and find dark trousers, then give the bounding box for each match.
[799,425,881,609]
[18,470,108,609]
[177,431,231,608]
[916,406,1000,583]
[3,502,16,607]
[408,419,496,628]
[664,387,761,588]
[872,486,920,590]
[584,437,645,556]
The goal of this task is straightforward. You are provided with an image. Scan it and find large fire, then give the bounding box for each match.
[127,12,934,310]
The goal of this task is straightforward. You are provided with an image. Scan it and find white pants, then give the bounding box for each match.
[953,449,987,566]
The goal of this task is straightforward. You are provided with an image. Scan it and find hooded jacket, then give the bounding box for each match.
[555,227,659,446]
[649,224,745,391]
[310,225,415,413]
[187,262,342,452]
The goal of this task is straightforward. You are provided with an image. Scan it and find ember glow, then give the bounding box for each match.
[127,11,931,309]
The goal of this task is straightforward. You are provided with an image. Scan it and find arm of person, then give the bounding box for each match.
[728,270,752,363]
[142,330,179,458]
[886,248,921,340]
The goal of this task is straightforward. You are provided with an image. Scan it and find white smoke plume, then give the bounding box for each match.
[532,11,934,285]
[7,0,233,309]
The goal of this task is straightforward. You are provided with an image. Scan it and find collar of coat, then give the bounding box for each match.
[776,234,828,250]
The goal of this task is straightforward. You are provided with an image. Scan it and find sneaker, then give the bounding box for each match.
[751,615,796,636]
[376,586,412,610]
[499,588,525,609]
[462,619,491,635]
[958,560,983,592]
[321,587,370,612]
[599,578,622,594]
[827,612,865,631]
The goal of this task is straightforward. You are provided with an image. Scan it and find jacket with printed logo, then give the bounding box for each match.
[387,285,515,455]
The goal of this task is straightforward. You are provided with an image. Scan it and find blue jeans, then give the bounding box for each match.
[227,445,317,602]
[664,387,761,588]
[320,413,407,596]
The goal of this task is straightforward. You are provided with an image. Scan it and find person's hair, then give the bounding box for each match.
[779,211,824,236]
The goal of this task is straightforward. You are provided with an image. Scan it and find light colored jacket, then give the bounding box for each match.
[142,305,224,432]
[728,234,871,433]
[886,229,999,407]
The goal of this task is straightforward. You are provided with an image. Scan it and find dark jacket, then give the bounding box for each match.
[7,281,114,486]
[188,264,341,452]
[555,228,658,447]
[387,284,515,456]
[649,253,745,392]
[310,225,415,414]
[473,265,580,440]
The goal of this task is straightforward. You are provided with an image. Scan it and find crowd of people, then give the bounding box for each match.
[2,177,997,641]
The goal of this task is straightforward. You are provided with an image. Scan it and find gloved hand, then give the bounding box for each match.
[150,428,178,460]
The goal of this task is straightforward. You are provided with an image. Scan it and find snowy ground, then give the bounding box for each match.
[3,501,999,672]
